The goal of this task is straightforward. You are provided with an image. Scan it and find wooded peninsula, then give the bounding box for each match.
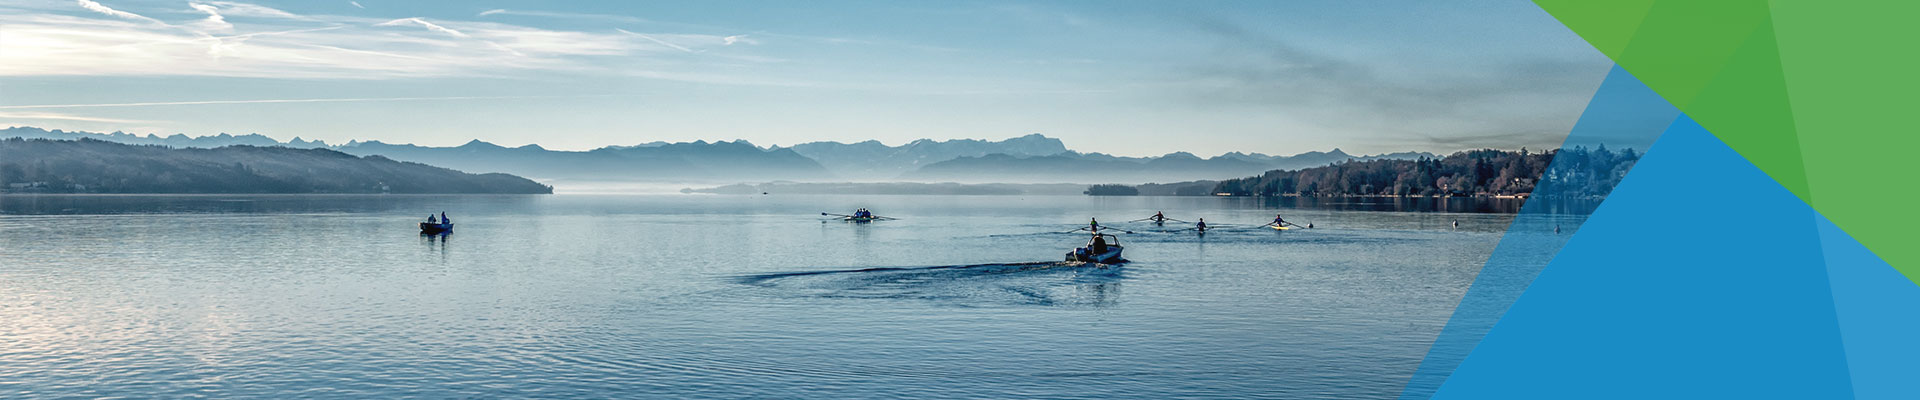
[1087,146,1640,198]
[1,138,552,194]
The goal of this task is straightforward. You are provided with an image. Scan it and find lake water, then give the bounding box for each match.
[0,194,1551,398]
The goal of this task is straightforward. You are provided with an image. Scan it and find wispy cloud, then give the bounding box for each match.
[0,95,604,109]
[377,17,467,38]
[204,1,305,20]
[74,0,162,24]
[348,1,363,9]
[0,111,163,124]
[1162,17,1610,152]
[187,2,232,33]
[477,8,647,24]
[1,4,764,80]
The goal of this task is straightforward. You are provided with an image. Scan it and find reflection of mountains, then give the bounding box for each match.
[4,126,1432,184]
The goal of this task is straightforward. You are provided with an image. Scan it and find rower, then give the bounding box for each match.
[1152,211,1166,223]
[1089,217,1101,232]
[1272,214,1287,227]
[1196,218,1207,232]
[441,212,450,224]
[428,214,438,224]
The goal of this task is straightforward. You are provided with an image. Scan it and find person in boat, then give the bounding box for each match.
[1272,214,1287,227]
[441,212,450,224]
[428,214,438,224]
[1152,211,1166,223]
[1196,218,1207,232]
[1089,217,1101,232]
[1091,234,1109,254]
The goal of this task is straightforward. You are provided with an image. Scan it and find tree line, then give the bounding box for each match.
[1,138,553,194]
[1215,146,1639,197]
[1088,146,1640,198]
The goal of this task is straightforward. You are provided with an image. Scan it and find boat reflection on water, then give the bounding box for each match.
[421,229,449,261]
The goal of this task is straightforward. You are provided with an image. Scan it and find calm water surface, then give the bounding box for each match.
[0,194,1551,398]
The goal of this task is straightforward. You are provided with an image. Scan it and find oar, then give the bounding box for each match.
[821,212,854,218]
[1285,221,1311,229]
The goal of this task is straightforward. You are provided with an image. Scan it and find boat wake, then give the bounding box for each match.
[732,262,1126,308]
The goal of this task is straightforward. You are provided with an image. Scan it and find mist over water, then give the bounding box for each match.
[0,194,1550,398]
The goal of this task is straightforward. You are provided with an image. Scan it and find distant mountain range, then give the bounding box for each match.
[2,126,1436,185]
[1,138,550,194]
[903,149,1435,183]
[333,139,831,182]
[2,127,830,183]
[780,134,1068,179]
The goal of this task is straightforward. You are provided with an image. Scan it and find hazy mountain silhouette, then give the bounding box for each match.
[335,139,832,182]
[1,138,550,194]
[2,126,312,148]
[781,133,1068,179]
[903,149,1436,183]
[4,127,832,183]
[4,126,1435,185]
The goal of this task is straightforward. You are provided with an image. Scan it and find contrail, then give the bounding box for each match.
[0,95,611,109]
[617,29,696,53]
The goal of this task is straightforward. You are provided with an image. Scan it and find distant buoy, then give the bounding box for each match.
[1452,220,1459,228]
[1555,225,1562,234]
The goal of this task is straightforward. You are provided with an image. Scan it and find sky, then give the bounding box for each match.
[0,0,1614,156]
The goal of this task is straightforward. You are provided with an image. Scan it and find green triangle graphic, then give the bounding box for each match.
[1603,0,1770,108]
[1770,1,1920,282]
[1530,0,1657,57]
[1536,0,1920,281]
[1683,14,1810,202]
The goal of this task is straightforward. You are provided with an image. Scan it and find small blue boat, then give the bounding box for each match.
[420,222,453,234]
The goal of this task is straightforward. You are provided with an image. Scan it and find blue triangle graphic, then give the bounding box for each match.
[1820,216,1920,398]
[1431,116,1853,398]
[1400,65,1678,399]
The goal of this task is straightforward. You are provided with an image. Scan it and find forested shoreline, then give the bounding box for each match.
[1088,146,1639,198]
[1,138,552,194]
